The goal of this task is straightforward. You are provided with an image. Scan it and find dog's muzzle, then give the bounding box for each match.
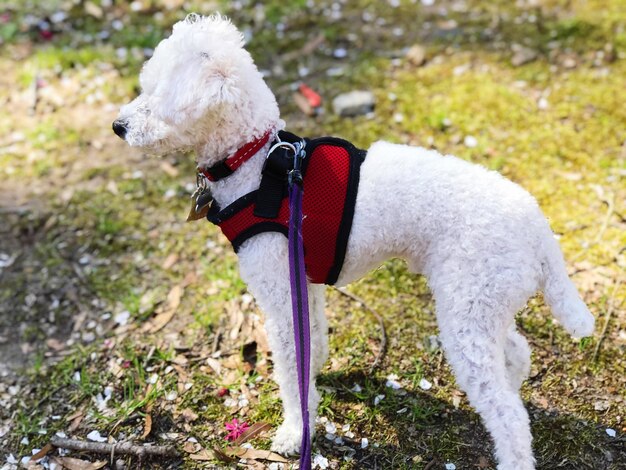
[112,119,128,139]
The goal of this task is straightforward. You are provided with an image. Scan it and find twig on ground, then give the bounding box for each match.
[592,193,615,246]
[424,459,437,470]
[573,192,615,262]
[211,320,223,354]
[30,72,39,115]
[593,277,623,362]
[49,436,178,458]
[332,287,387,374]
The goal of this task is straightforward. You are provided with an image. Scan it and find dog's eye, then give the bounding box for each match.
[200,52,210,59]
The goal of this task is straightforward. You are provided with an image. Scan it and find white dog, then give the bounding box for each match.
[114,14,595,470]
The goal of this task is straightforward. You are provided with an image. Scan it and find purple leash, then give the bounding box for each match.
[287,143,312,470]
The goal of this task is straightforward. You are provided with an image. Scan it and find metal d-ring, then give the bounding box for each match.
[266,141,297,159]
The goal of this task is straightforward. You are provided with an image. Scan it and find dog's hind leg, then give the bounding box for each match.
[238,234,323,455]
[433,284,536,470]
[504,326,531,391]
[309,284,329,376]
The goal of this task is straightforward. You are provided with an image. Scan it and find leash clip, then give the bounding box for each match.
[289,142,306,187]
[266,137,306,187]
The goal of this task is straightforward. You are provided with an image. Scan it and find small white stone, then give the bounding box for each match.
[86,430,107,442]
[351,383,362,393]
[325,422,337,434]
[165,391,178,401]
[606,428,616,437]
[374,394,385,405]
[333,48,347,59]
[116,47,128,59]
[313,453,329,469]
[538,97,549,110]
[73,371,81,382]
[50,11,67,23]
[385,374,402,390]
[419,378,432,390]
[445,464,456,470]
[20,436,29,445]
[361,437,369,448]
[114,310,130,326]
[464,135,478,148]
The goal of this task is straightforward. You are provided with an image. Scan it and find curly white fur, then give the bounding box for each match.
[115,14,595,470]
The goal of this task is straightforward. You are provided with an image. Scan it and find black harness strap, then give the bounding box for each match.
[253,131,310,219]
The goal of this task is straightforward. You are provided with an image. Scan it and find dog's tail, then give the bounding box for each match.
[540,232,595,338]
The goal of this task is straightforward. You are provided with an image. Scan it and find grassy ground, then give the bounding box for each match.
[0,0,625,469]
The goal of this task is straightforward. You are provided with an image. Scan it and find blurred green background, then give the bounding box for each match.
[0,1,624,468]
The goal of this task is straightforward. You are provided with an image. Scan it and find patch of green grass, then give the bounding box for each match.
[1,0,624,468]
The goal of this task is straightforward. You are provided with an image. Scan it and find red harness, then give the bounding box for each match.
[206,132,366,285]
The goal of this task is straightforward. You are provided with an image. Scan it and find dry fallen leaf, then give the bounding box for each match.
[213,447,238,464]
[225,446,288,463]
[67,409,86,433]
[107,359,124,378]
[180,408,199,423]
[141,413,152,439]
[31,443,54,461]
[50,456,106,470]
[233,422,271,445]
[183,441,202,453]
[46,338,65,351]
[161,253,179,270]
[206,357,222,375]
[188,448,215,461]
[172,354,188,366]
[144,285,183,333]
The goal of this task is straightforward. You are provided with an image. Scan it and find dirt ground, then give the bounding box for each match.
[1,1,625,469]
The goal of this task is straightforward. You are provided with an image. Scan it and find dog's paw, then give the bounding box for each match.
[270,423,302,456]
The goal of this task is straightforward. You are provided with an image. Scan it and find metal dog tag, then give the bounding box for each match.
[186,176,213,222]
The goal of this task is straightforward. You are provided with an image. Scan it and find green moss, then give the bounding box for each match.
[1,0,624,467]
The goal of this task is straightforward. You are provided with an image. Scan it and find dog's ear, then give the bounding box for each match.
[154,50,244,126]
[199,51,242,105]
[155,15,246,125]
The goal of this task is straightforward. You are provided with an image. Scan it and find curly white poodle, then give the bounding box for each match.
[114,14,594,470]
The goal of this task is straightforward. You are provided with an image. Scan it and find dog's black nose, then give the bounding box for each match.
[112,119,128,139]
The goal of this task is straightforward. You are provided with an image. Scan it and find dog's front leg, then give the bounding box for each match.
[237,233,325,455]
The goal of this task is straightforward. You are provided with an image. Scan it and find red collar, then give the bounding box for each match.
[199,131,273,182]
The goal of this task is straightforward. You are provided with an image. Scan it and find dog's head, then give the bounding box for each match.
[113,14,279,156]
